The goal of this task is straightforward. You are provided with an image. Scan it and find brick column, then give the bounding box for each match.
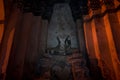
[108,13,120,60]
[22,16,43,79]
[102,1,120,79]
[6,13,34,80]
[0,7,22,80]
[0,1,5,78]
[92,9,117,80]
[103,13,120,80]
[83,15,103,80]
[104,0,120,60]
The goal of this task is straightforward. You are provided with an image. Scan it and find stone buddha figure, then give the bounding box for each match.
[54,35,71,55]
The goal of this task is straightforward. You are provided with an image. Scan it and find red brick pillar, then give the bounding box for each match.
[0,7,22,79]
[91,8,117,80]
[83,15,103,80]
[107,0,120,60]
[5,13,34,80]
[22,16,43,79]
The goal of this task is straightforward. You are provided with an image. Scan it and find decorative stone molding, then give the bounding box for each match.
[83,1,120,22]
[13,0,89,20]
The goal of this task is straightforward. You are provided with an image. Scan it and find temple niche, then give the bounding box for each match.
[0,0,120,80]
[47,4,78,54]
[34,3,90,80]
